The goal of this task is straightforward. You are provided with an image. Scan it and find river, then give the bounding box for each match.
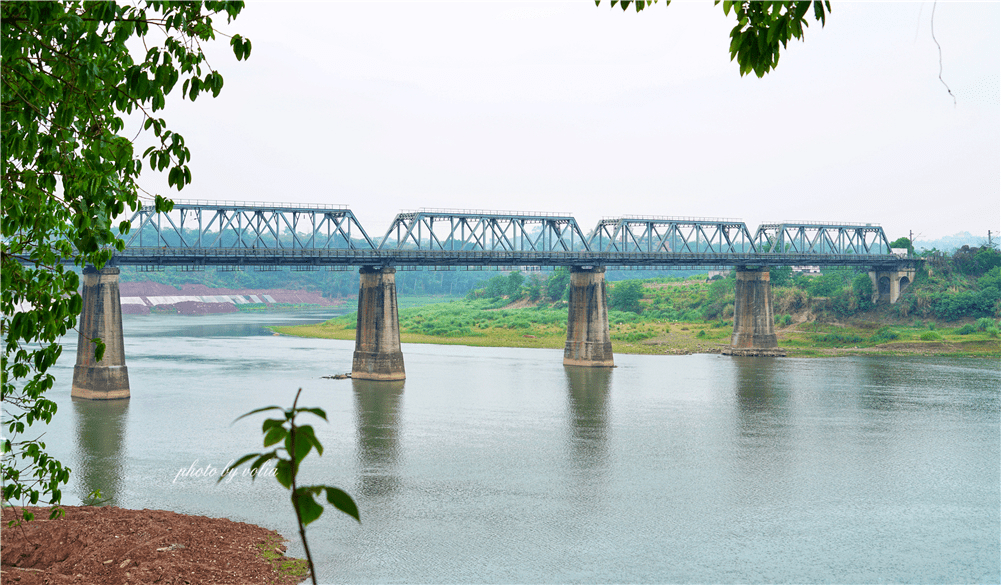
[35,311,1001,583]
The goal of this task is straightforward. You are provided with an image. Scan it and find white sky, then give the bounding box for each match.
[135,1,1000,243]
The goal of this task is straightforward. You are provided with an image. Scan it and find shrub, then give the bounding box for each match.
[956,324,976,335]
[609,280,645,314]
[853,273,875,312]
[816,333,864,345]
[976,317,995,331]
[612,331,656,343]
[987,327,1000,338]
[870,326,899,343]
[696,330,706,338]
[920,331,942,341]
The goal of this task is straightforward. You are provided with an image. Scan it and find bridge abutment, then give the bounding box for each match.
[868,268,916,304]
[72,266,130,400]
[725,266,785,357]
[352,266,406,381]
[564,267,614,367]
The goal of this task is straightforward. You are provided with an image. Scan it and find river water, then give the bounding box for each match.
[34,311,1001,583]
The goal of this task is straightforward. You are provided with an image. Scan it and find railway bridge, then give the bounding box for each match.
[70,201,918,399]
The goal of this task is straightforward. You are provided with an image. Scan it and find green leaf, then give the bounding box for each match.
[293,488,325,525]
[263,425,286,447]
[248,452,278,482]
[324,487,361,522]
[216,453,259,483]
[296,425,324,457]
[275,459,292,489]
[233,406,283,424]
[298,407,328,421]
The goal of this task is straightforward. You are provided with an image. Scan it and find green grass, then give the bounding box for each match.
[273,297,1001,358]
[779,321,1000,356]
[254,533,309,583]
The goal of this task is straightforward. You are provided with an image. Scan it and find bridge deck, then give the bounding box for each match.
[103,202,914,269]
[111,248,912,269]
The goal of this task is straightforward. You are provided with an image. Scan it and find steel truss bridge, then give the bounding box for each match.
[112,201,912,270]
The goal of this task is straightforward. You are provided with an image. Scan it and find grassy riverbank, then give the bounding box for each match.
[271,297,1001,358]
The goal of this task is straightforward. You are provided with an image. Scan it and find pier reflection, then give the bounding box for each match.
[728,356,788,488]
[72,397,128,506]
[733,357,784,416]
[352,379,404,498]
[564,367,611,470]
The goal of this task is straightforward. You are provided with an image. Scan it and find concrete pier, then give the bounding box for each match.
[725,267,785,357]
[352,266,406,381]
[869,268,916,304]
[72,266,130,399]
[564,267,614,367]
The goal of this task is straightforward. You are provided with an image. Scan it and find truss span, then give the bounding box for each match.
[107,202,912,270]
[379,209,588,252]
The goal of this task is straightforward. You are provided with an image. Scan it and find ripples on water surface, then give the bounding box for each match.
[40,312,1000,583]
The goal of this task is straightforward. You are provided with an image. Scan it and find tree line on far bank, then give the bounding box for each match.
[466,240,1001,325]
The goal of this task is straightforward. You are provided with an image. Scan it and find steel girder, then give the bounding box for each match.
[102,201,912,270]
[121,200,374,251]
[588,217,756,254]
[753,222,892,256]
[377,209,588,253]
[110,248,913,270]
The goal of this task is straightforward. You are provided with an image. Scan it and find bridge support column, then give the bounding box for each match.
[868,267,916,304]
[725,266,785,357]
[352,266,406,381]
[564,267,614,367]
[72,266,130,399]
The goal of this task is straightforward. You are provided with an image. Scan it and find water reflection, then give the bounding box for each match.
[563,367,611,470]
[730,357,791,476]
[352,380,404,498]
[72,398,129,506]
[856,358,900,412]
[732,357,783,415]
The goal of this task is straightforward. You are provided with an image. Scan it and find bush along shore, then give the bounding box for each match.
[273,255,1001,358]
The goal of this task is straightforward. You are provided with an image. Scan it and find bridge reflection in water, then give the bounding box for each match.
[70,202,919,399]
[72,397,129,505]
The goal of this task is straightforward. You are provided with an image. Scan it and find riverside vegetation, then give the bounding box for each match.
[275,243,1001,358]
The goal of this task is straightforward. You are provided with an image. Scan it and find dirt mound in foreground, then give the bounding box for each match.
[1,506,305,584]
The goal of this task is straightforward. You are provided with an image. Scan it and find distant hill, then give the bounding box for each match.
[915,231,1000,253]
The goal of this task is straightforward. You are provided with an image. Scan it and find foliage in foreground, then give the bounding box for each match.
[225,389,359,585]
[2,1,249,517]
[600,0,831,77]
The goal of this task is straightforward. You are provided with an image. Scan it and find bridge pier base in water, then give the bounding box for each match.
[868,268,915,304]
[352,266,406,381]
[72,266,131,399]
[725,266,786,357]
[564,267,614,367]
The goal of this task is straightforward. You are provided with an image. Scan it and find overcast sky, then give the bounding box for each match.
[135,1,1000,243]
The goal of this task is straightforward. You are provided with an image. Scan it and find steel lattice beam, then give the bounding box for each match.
[753,222,892,256]
[377,209,589,253]
[121,200,374,251]
[587,217,756,254]
[91,201,913,270]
